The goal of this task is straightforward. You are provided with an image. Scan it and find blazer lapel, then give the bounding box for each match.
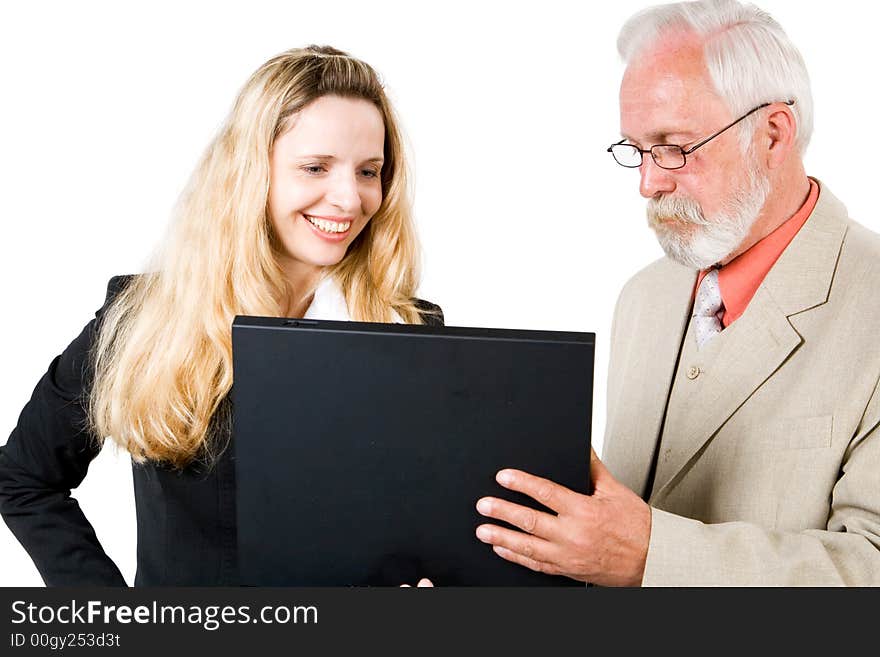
[605,260,696,499]
[650,181,848,501]
[649,287,802,500]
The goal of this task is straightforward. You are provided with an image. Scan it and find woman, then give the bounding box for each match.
[0,45,442,586]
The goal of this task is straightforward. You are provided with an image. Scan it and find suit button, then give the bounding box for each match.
[686,365,701,380]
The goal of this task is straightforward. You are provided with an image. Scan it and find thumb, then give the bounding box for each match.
[589,447,614,490]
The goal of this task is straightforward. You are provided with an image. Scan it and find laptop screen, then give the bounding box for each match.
[232,317,594,586]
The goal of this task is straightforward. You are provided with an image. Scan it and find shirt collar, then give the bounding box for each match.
[697,177,820,327]
[303,276,352,321]
[302,276,404,324]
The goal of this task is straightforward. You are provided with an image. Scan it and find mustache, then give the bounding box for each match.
[646,194,712,227]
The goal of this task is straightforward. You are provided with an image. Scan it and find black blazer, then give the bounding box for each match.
[0,276,443,586]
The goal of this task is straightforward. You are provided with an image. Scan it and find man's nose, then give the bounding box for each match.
[326,171,361,212]
[639,157,676,199]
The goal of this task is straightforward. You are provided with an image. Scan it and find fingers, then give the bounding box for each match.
[495,469,577,513]
[475,496,558,539]
[491,545,563,576]
[417,578,433,587]
[475,522,559,566]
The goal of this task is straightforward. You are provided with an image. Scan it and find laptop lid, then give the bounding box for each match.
[232,317,594,586]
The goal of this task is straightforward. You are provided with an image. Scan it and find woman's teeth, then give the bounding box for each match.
[305,216,351,233]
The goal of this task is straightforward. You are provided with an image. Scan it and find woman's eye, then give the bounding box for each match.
[301,165,326,175]
[360,169,380,178]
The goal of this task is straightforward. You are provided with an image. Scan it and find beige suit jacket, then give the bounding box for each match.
[603,182,880,585]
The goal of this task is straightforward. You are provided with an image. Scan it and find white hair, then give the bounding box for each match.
[617,0,813,154]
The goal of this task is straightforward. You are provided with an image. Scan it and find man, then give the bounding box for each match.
[474,0,880,585]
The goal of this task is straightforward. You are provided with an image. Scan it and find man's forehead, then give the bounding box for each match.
[620,72,721,115]
[619,95,727,144]
[621,34,711,91]
[619,44,728,140]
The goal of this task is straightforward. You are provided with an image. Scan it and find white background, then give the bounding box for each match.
[1,0,877,586]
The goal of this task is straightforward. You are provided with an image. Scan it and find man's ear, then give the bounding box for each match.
[764,102,798,170]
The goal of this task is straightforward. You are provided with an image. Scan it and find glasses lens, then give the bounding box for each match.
[610,144,642,168]
[651,145,686,170]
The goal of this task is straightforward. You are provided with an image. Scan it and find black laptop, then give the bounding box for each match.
[232,317,594,586]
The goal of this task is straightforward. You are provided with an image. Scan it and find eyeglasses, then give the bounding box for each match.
[607,100,795,170]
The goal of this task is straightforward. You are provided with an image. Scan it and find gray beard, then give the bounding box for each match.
[646,167,770,269]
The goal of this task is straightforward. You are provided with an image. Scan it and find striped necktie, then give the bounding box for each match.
[693,268,724,348]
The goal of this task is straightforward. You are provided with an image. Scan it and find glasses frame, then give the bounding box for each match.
[607,100,795,170]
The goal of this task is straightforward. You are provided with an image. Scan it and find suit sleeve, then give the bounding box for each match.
[415,299,444,327]
[0,277,132,586]
[643,374,880,586]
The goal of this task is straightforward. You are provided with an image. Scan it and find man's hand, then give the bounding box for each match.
[475,448,651,587]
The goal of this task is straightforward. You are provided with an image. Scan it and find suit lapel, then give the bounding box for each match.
[606,260,695,499]
[650,287,802,500]
[649,181,848,501]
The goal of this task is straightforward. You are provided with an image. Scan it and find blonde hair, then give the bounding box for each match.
[90,45,425,467]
